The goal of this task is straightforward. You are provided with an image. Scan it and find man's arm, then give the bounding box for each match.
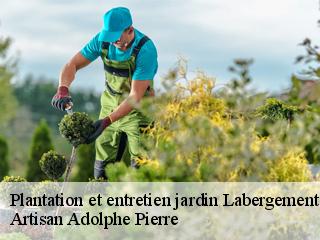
[109,80,151,122]
[52,52,92,111]
[84,80,150,144]
[59,52,91,87]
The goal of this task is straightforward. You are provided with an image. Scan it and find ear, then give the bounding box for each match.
[128,26,134,34]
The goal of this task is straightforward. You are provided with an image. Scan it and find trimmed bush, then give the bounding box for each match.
[59,112,95,147]
[40,150,67,181]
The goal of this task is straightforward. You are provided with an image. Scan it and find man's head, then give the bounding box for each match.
[112,26,134,50]
[98,7,133,43]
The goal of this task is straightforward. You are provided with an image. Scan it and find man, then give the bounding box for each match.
[51,7,158,179]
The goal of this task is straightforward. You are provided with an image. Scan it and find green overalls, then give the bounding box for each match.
[94,36,153,178]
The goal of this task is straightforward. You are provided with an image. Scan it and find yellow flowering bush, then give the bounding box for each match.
[106,61,312,182]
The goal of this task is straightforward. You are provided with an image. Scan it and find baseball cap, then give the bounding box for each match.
[98,7,133,42]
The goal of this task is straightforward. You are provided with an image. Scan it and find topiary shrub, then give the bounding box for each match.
[59,112,95,147]
[40,150,67,181]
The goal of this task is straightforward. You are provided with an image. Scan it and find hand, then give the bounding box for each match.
[85,116,112,144]
[51,86,73,111]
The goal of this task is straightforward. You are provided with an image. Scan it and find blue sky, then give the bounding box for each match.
[0,0,319,94]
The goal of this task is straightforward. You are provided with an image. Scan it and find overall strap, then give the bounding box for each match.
[102,42,110,50]
[102,41,130,77]
[131,36,150,59]
[101,36,150,78]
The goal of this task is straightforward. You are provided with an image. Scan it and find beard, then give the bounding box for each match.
[113,41,129,49]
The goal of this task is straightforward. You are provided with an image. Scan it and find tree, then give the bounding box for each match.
[0,136,9,180]
[26,119,54,181]
[73,143,95,181]
[0,36,17,127]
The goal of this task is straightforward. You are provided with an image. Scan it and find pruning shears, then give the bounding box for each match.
[65,102,73,115]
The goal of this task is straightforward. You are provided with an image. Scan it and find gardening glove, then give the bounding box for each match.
[85,116,112,144]
[94,160,107,180]
[51,86,73,111]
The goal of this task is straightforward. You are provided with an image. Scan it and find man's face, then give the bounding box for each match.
[113,28,132,50]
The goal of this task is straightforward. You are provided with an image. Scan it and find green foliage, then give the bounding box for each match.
[0,136,9,180]
[106,162,129,181]
[264,151,312,182]
[2,175,27,182]
[105,62,312,182]
[0,36,17,127]
[59,112,95,147]
[40,150,66,180]
[73,143,95,181]
[256,98,299,122]
[26,119,54,181]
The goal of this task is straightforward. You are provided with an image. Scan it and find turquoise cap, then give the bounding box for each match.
[98,7,133,42]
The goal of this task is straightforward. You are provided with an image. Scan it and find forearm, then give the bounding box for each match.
[109,94,140,122]
[104,79,151,122]
[59,62,76,88]
[59,52,91,88]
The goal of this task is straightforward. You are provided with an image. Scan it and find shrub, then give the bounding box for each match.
[39,150,67,181]
[106,68,312,182]
[256,98,299,122]
[59,112,95,147]
[265,150,312,182]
